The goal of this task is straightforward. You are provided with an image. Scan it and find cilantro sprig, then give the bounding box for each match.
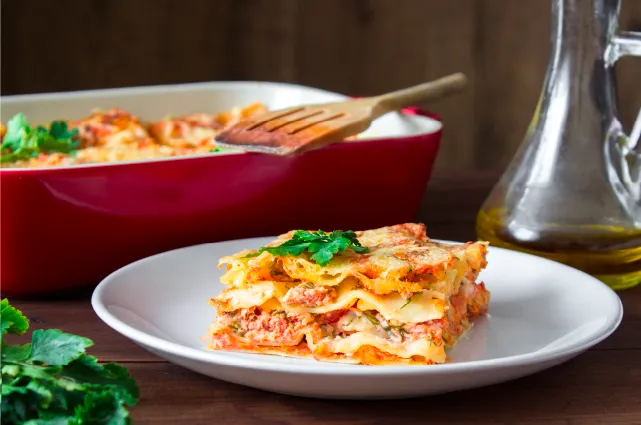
[1,298,139,424]
[244,230,368,266]
[1,113,79,163]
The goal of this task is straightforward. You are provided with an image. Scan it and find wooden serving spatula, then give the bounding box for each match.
[214,72,467,156]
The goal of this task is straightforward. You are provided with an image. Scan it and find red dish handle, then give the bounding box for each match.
[400,106,441,122]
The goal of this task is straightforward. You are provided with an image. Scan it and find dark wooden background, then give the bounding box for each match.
[2,0,640,172]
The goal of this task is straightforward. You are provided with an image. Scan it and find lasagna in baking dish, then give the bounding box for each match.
[207,223,490,365]
[148,102,268,149]
[0,103,268,168]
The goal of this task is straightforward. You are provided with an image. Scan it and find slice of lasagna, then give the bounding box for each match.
[147,102,267,149]
[207,223,490,365]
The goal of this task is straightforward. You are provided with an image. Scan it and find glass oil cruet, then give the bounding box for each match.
[476,0,641,289]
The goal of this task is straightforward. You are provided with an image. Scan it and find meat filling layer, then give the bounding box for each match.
[281,283,337,307]
[210,281,489,358]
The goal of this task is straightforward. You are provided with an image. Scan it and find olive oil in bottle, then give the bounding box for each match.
[476,208,641,290]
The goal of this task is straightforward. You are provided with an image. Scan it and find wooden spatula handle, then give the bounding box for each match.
[373,73,468,114]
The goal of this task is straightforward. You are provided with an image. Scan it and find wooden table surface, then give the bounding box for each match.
[7,173,641,425]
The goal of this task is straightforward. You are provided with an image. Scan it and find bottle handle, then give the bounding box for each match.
[605,29,641,202]
[606,30,641,156]
[609,31,641,61]
[629,108,641,154]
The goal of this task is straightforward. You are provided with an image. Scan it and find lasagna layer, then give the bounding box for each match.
[208,279,489,365]
[211,278,447,323]
[219,223,488,297]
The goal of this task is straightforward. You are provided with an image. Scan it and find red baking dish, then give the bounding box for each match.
[0,81,441,297]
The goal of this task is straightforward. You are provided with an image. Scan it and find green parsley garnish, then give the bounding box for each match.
[1,298,139,424]
[399,328,408,340]
[1,113,79,163]
[210,146,238,154]
[387,325,409,341]
[400,295,413,309]
[362,311,380,326]
[244,230,368,267]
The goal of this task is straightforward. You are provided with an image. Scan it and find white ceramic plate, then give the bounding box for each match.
[92,237,623,399]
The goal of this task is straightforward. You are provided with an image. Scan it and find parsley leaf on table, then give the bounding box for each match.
[244,229,369,266]
[73,390,131,425]
[59,355,140,406]
[1,343,32,363]
[0,113,79,163]
[0,298,139,425]
[1,298,29,336]
[28,329,93,366]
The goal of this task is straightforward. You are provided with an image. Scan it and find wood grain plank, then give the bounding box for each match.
[422,0,478,172]
[598,284,641,351]
[225,0,298,82]
[294,0,369,95]
[0,0,297,92]
[419,171,498,227]
[1,0,240,93]
[473,0,551,170]
[123,349,641,424]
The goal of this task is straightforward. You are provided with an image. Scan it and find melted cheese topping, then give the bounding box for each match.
[219,223,488,296]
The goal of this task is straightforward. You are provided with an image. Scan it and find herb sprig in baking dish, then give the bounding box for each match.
[0,113,79,163]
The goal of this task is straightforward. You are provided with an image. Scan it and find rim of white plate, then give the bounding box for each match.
[91,238,623,376]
